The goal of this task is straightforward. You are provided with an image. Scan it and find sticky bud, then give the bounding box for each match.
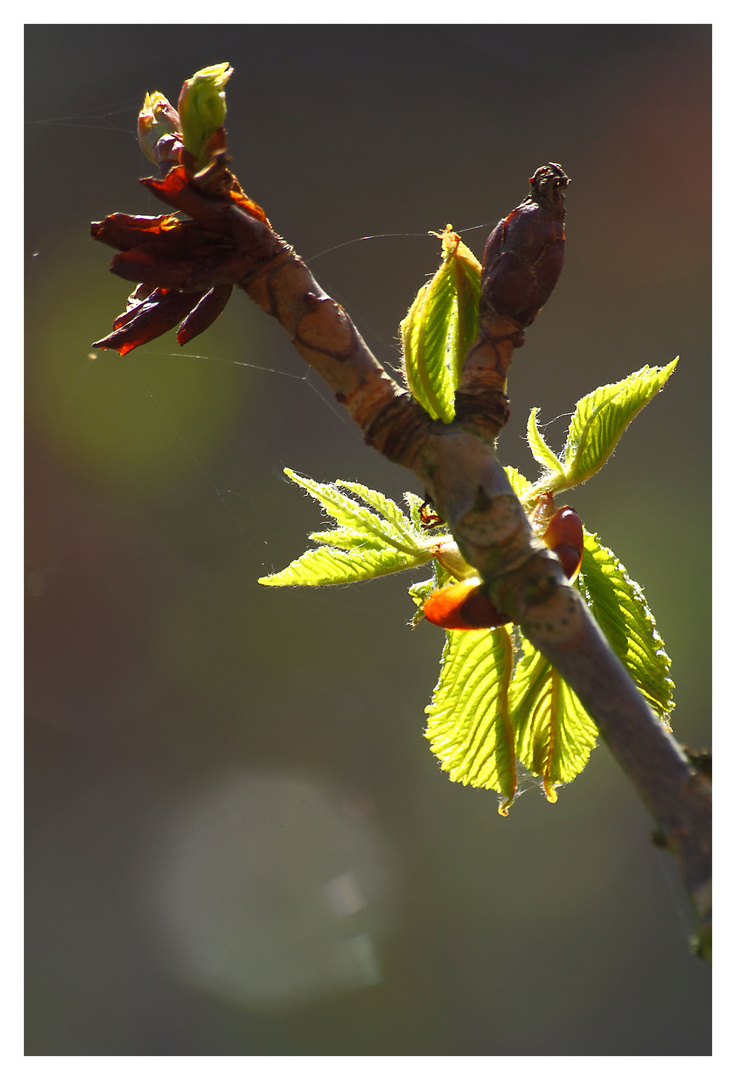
[480,163,570,328]
[177,62,233,169]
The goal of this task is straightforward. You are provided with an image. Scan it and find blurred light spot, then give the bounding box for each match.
[325,872,365,917]
[139,771,393,1013]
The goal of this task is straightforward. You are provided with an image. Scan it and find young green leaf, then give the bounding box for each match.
[504,465,533,499]
[408,576,437,607]
[282,469,426,555]
[258,469,435,588]
[259,542,428,587]
[576,529,675,722]
[425,627,517,814]
[178,62,233,169]
[307,526,386,550]
[408,576,437,626]
[400,228,481,423]
[521,360,678,505]
[510,635,599,801]
[338,479,423,543]
[561,359,678,489]
[403,490,430,532]
[526,406,566,480]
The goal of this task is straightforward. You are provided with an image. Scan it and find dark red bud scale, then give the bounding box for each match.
[90,212,181,252]
[177,284,233,345]
[92,286,210,356]
[91,120,270,357]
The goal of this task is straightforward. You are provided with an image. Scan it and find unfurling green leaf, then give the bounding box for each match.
[258,469,434,588]
[408,577,437,626]
[400,227,481,423]
[577,530,675,722]
[259,542,427,587]
[178,62,233,168]
[408,576,436,608]
[282,469,423,552]
[504,465,533,498]
[337,479,422,541]
[510,636,599,801]
[425,627,517,814]
[561,359,678,489]
[403,489,430,532]
[522,359,678,504]
[526,407,566,479]
[137,91,182,166]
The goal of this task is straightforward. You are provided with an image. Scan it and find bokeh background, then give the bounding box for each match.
[25,24,711,1056]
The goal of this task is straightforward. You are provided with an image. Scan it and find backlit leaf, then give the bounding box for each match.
[338,479,422,543]
[408,576,437,626]
[259,542,427,587]
[510,636,599,801]
[577,530,675,721]
[504,465,533,499]
[521,360,678,504]
[526,406,566,479]
[561,360,678,489]
[425,627,517,814]
[403,490,429,532]
[259,469,434,588]
[400,228,481,423]
[282,469,426,556]
[307,526,386,550]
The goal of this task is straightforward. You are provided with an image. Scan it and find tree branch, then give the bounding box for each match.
[92,151,711,950]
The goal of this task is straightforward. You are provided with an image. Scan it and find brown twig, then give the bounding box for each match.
[92,153,711,949]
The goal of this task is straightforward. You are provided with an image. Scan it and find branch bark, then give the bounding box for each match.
[92,155,711,950]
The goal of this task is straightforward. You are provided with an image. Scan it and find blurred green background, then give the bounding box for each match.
[25,24,710,1055]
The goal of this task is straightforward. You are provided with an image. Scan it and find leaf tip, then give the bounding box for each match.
[543,780,559,804]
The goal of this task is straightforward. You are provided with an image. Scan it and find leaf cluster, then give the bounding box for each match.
[259,236,678,813]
